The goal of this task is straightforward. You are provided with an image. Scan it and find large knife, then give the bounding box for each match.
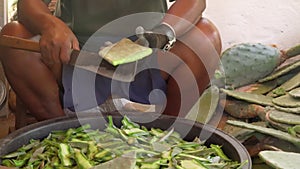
[0,35,138,82]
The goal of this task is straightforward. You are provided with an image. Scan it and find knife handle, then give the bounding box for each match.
[0,35,41,53]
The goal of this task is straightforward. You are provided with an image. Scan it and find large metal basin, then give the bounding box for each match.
[0,112,251,168]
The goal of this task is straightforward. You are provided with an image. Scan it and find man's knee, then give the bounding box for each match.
[195,18,222,54]
[1,21,34,38]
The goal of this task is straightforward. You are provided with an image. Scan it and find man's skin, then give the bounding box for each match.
[0,0,221,121]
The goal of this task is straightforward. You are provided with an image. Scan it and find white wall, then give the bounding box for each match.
[204,0,300,51]
[168,0,300,51]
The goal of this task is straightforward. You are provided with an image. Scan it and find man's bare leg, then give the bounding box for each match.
[0,22,65,121]
[160,18,222,117]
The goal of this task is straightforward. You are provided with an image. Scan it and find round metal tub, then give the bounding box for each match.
[0,112,251,168]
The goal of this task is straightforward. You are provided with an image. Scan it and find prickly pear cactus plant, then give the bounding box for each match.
[219,43,281,88]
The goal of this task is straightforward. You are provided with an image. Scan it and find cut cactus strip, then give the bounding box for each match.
[259,60,300,83]
[219,99,265,119]
[226,120,300,148]
[185,85,219,124]
[259,151,300,169]
[274,105,300,114]
[292,125,300,134]
[269,109,300,125]
[289,87,300,98]
[275,54,300,71]
[265,111,293,133]
[266,72,299,97]
[221,88,273,106]
[272,94,300,107]
[269,72,300,96]
[285,43,300,57]
[236,80,278,95]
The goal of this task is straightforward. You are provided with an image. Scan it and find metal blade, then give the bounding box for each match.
[0,35,137,82]
[69,50,137,82]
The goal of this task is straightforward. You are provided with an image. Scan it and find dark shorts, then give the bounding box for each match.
[61,36,167,111]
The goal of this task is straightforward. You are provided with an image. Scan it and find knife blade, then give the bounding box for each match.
[0,35,137,82]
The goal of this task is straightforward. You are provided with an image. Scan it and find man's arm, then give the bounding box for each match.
[164,0,206,37]
[17,0,79,63]
[17,0,53,35]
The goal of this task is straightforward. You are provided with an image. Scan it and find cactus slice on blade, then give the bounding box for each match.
[269,109,300,125]
[221,88,274,106]
[289,87,300,98]
[272,93,300,107]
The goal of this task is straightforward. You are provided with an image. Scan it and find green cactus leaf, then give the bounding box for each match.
[221,88,273,106]
[259,151,300,169]
[272,94,300,107]
[270,87,286,97]
[269,72,300,97]
[265,111,292,132]
[185,85,219,124]
[226,120,300,148]
[274,105,300,114]
[259,60,300,83]
[286,43,300,57]
[292,125,300,134]
[221,43,281,88]
[269,109,300,125]
[236,80,278,95]
[289,87,300,98]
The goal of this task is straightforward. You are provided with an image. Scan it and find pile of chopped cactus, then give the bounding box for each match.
[212,42,300,168]
[1,116,244,169]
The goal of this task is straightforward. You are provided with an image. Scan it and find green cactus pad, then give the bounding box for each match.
[272,94,300,107]
[220,43,281,88]
[221,88,274,106]
[269,109,300,125]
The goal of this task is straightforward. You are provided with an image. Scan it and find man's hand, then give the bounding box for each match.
[135,23,176,51]
[39,15,80,64]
